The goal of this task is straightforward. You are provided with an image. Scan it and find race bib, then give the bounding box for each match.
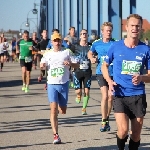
[50,67,65,77]
[25,56,32,63]
[19,55,24,59]
[121,60,142,75]
[80,61,89,70]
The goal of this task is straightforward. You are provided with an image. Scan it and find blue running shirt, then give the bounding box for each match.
[90,39,116,76]
[105,40,150,96]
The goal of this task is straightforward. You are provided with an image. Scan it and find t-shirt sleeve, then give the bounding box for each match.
[90,42,96,53]
[17,40,20,46]
[104,44,114,65]
[68,49,78,63]
[145,49,150,70]
[46,40,51,48]
[40,52,49,65]
[62,40,69,48]
[36,42,40,50]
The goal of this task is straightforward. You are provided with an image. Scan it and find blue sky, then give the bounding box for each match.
[0,0,150,32]
[0,0,40,32]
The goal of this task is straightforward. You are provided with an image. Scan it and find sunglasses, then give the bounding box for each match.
[80,33,87,35]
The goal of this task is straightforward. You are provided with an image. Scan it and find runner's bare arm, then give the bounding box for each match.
[132,70,150,83]
[101,61,112,83]
[88,50,97,64]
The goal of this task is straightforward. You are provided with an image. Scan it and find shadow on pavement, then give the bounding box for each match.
[0,114,115,134]
[0,143,51,149]
[0,78,45,88]
[75,143,150,150]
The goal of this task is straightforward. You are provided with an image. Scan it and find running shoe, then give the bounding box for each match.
[22,84,26,91]
[25,86,29,93]
[69,81,74,88]
[53,134,61,144]
[75,96,81,104]
[100,122,110,132]
[82,108,87,115]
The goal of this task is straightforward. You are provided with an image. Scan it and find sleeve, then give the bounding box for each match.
[104,44,115,65]
[17,40,20,46]
[46,40,51,48]
[68,49,79,63]
[90,42,96,53]
[62,40,69,48]
[36,42,40,51]
[145,49,150,70]
[40,52,49,65]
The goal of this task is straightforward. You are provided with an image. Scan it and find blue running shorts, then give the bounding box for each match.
[47,81,69,106]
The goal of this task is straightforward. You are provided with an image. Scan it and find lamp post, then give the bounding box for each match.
[25,18,37,36]
[26,3,39,37]
[19,21,29,36]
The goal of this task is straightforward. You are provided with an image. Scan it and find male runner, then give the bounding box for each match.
[17,30,34,93]
[36,30,49,82]
[40,33,79,144]
[73,29,92,115]
[102,14,150,150]
[88,22,117,132]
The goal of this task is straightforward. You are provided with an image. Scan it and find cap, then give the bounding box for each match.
[51,33,62,40]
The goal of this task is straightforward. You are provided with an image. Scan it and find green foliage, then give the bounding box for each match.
[140,30,150,41]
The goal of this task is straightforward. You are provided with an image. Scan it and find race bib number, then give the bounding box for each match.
[121,60,142,75]
[25,56,32,63]
[80,61,89,70]
[50,67,65,77]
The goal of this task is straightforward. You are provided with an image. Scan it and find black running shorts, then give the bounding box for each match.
[96,74,113,87]
[113,94,147,119]
[74,71,92,90]
[20,59,32,71]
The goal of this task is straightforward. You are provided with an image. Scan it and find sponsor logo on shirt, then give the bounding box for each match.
[136,56,142,60]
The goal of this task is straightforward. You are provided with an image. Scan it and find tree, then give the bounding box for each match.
[140,30,150,41]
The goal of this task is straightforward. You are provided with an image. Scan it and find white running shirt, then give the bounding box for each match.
[3,42,9,51]
[41,49,77,84]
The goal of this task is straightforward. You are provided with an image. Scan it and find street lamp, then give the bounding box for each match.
[19,21,29,36]
[26,3,39,36]
[25,18,37,36]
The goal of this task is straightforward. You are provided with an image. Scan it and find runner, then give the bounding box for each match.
[36,30,49,82]
[12,37,17,62]
[102,14,150,150]
[88,22,117,132]
[73,29,92,115]
[3,38,9,62]
[64,27,78,45]
[40,33,79,144]
[17,30,35,93]
[64,27,79,88]
[0,33,7,71]
[31,32,39,70]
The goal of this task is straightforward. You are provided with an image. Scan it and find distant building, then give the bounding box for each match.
[122,19,150,39]
[0,30,20,41]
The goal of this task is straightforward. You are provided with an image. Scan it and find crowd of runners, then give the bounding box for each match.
[1,13,150,150]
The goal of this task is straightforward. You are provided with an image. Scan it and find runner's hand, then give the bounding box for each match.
[29,46,33,50]
[40,63,45,68]
[132,74,142,85]
[64,61,71,66]
[108,80,117,95]
[90,57,97,64]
